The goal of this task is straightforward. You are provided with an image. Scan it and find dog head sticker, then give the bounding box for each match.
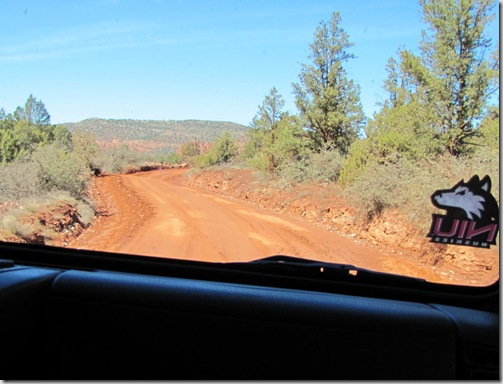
[427,175,499,248]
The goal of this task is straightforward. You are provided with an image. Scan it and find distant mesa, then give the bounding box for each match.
[63,118,249,153]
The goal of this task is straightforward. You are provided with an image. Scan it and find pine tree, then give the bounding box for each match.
[250,87,286,172]
[293,12,364,154]
[14,94,51,126]
[400,0,498,155]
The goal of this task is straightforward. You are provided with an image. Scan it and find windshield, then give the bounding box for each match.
[0,0,499,287]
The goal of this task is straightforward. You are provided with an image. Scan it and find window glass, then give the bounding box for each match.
[0,0,498,287]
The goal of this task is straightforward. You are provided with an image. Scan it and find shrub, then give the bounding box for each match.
[304,147,344,183]
[1,214,35,239]
[0,191,96,243]
[343,160,410,224]
[195,152,219,168]
[338,138,375,186]
[194,132,237,169]
[243,114,307,175]
[0,161,41,201]
[342,152,500,230]
[31,144,89,199]
[94,144,143,174]
[179,141,201,163]
[155,151,182,164]
[212,131,238,163]
[277,147,344,184]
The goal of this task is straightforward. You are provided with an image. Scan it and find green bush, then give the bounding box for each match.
[342,151,499,229]
[179,141,201,163]
[94,144,143,174]
[338,138,375,186]
[31,144,89,199]
[343,160,410,224]
[155,151,182,164]
[304,147,344,183]
[194,132,237,169]
[195,152,219,168]
[211,131,238,164]
[0,161,41,201]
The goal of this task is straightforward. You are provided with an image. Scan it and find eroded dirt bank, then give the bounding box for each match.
[68,168,498,286]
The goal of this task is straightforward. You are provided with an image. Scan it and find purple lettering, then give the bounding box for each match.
[458,220,469,238]
[433,217,460,237]
[466,222,498,242]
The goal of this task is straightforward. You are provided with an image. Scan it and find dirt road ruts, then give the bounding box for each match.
[70,169,453,283]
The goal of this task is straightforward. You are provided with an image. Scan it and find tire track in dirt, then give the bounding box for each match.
[69,175,154,253]
[69,169,452,283]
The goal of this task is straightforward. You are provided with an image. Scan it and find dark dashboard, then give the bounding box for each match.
[0,242,499,379]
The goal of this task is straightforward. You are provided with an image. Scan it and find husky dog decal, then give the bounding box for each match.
[431,175,499,222]
[428,175,499,249]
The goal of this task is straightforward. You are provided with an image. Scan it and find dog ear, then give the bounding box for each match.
[466,175,480,188]
[479,175,491,192]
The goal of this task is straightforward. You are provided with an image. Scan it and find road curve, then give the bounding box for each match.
[69,169,448,282]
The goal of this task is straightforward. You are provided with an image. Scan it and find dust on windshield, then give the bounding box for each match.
[0,0,499,286]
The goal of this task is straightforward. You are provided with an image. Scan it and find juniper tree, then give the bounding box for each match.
[293,12,364,155]
[14,94,51,126]
[399,0,499,156]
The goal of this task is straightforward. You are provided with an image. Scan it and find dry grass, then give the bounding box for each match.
[343,152,499,231]
[0,191,95,243]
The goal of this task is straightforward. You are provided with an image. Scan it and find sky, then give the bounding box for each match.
[0,0,499,126]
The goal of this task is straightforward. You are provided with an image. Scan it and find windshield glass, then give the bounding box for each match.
[0,0,499,287]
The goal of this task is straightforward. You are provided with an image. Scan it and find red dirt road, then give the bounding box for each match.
[69,169,456,283]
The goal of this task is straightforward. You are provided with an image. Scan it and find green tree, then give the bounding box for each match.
[14,94,51,126]
[266,114,306,172]
[0,129,17,164]
[364,57,442,164]
[251,87,285,131]
[474,106,499,150]
[51,125,73,150]
[12,120,44,159]
[71,131,100,169]
[179,141,200,162]
[293,12,364,154]
[249,87,288,172]
[211,131,237,164]
[399,0,498,155]
[0,96,70,163]
[195,132,238,168]
[0,121,72,164]
[245,112,307,175]
[341,83,440,186]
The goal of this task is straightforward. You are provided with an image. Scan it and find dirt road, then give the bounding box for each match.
[68,169,457,283]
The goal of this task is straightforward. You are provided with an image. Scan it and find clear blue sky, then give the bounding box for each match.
[0,0,499,126]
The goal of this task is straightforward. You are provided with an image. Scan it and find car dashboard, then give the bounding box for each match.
[0,242,499,380]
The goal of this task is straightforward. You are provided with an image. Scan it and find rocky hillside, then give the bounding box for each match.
[63,118,249,152]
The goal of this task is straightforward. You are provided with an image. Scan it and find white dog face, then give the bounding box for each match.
[432,184,486,220]
[430,175,497,222]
